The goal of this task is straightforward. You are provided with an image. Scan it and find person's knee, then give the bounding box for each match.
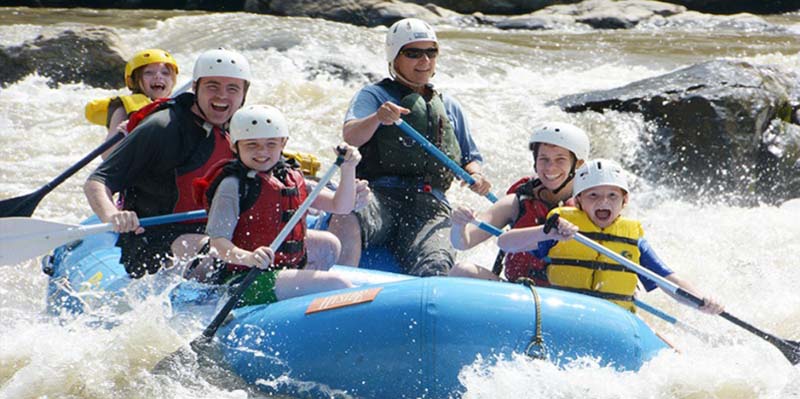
[307,233,341,270]
[171,234,207,259]
[448,262,475,277]
[325,273,353,290]
[409,249,454,277]
[328,213,360,240]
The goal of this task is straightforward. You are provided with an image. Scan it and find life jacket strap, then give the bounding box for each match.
[278,240,304,254]
[548,258,631,272]
[580,231,639,246]
[281,209,297,222]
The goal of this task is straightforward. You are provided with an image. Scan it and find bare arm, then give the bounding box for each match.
[497,217,577,253]
[312,145,361,214]
[101,106,128,160]
[663,273,725,314]
[343,101,409,147]
[459,160,493,196]
[450,194,516,250]
[210,237,274,270]
[84,179,141,233]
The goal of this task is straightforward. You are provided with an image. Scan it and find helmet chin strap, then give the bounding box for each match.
[550,159,577,195]
[391,64,429,93]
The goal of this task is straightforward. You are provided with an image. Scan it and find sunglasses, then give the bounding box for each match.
[399,47,439,59]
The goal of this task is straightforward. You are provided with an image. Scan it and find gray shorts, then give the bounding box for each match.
[355,187,454,276]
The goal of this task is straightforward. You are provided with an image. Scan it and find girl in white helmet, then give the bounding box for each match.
[329,18,491,276]
[84,48,179,159]
[189,105,360,306]
[448,122,589,283]
[498,159,724,314]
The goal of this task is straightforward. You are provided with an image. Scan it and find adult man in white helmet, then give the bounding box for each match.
[84,48,252,278]
[328,18,491,276]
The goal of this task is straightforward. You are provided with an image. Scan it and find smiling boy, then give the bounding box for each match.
[196,105,357,306]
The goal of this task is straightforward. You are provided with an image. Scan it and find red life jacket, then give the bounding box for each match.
[125,96,232,222]
[502,177,551,285]
[172,125,231,218]
[194,160,308,271]
[126,97,173,132]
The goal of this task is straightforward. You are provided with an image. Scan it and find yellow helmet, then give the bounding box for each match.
[124,48,179,90]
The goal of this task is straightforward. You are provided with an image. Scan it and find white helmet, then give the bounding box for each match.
[229,105,288,145]
[386,18,438,65]
[573,159,629,197]
[192,48,252,83]
[529,122,591,161]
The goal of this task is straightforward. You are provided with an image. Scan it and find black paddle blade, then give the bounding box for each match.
[0,190,43,217]
[777,338,800,365]
[152,335,218,375]
[721,311,800,366]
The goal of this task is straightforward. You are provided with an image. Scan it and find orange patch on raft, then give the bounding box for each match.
[305,287,383,315]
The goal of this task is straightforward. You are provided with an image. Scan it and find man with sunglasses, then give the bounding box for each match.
[329,18,491,276]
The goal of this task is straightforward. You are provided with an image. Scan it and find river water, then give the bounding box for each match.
[1,7,799,399]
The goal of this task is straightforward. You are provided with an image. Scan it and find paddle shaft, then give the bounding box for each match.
[570,231,799,364]
[72,210,209,236]
[0,209,209,265]
[0,132,125,218]
[0,81,193,218]
[199,155,346,340]
[394,120,498,203]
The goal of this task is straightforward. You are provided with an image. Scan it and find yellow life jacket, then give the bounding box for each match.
[84,94,151,126]
[546,207,643,312]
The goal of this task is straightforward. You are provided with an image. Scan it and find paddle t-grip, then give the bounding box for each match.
[543,213,560,234]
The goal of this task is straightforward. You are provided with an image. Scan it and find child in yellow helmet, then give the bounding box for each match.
[84,48,179,158]
[497,159,724,314]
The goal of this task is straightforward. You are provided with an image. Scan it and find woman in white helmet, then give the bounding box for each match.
[329,18,491,276]
[185,105,359,305]
[498,159,724,315]
[84,48,252,278]
[448,122,590,283]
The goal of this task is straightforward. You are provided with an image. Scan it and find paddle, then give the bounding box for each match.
[154,150,347,371]
[0,209,207,265]
[0,81,192,218]
[393,119,498,203]
[541,215,800,365]
[466,219,691,333]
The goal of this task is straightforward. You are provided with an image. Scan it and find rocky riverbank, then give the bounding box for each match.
[6,0,800,28]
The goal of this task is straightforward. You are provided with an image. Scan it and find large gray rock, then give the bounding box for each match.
[0,27,125,89]
[556,59,800,204]
[529,0,686,29]
[402,0,579,14]
[6,0,799,15]
[245,0,453,27]
[658,0,800,14]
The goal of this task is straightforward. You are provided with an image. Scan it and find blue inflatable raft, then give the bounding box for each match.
[43,218,669,398]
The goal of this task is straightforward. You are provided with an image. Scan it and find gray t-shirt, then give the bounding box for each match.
[205,176,241,240]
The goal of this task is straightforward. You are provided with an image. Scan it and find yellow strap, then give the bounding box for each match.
[283,150,321,178]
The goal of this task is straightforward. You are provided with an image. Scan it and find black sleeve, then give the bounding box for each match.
[88,111,173,194]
